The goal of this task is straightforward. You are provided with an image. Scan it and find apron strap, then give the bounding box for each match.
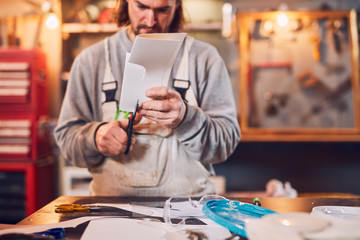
[101,38,118,121]
[173,36,198,107]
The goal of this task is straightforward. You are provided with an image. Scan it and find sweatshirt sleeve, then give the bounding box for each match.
[174,47,240,165]
[54,49,105,168]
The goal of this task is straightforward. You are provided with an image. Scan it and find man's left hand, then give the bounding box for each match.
[138,86,186,129]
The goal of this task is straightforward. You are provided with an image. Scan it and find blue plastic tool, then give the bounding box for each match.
[202,199,277,238]
[33,228,65,239]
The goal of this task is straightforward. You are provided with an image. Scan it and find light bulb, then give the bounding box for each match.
[41,1,51,12]
[264,20,273,32]
[278,13,288,27]
[222,2,233,38]
[46,12,59,29]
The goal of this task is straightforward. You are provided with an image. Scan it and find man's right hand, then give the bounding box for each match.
[95,120,135,157]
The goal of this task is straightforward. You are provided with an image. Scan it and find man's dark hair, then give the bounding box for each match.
[115,0,185,33]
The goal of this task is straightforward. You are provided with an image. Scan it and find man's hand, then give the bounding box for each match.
[95,120,135,157]
[138,87,186,128]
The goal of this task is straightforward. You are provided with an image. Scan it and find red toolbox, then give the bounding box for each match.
[0,48,47,115]
[0,48,49,161]
[0,49,55,223]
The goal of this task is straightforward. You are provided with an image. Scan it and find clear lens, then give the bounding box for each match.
[163,194,227,229]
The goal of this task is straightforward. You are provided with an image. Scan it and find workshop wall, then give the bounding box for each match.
[213,0,360,195]
[233,0,360,11]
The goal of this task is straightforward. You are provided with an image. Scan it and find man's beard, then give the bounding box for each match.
[133,24,163,35]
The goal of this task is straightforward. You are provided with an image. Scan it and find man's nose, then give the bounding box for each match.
[145,10,157,27]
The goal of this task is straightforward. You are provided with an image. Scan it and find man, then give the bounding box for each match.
[55,0,240,196]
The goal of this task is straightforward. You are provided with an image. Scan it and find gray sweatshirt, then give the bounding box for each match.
[55,29,240,196]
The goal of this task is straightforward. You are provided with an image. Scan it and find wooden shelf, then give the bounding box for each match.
[62,23,119,33]
[62,21,222,34]
[184,22,222,31]
[241,133,360,142]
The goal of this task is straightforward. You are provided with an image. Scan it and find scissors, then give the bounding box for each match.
[125,101,139,155]
[54,204,91,213]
